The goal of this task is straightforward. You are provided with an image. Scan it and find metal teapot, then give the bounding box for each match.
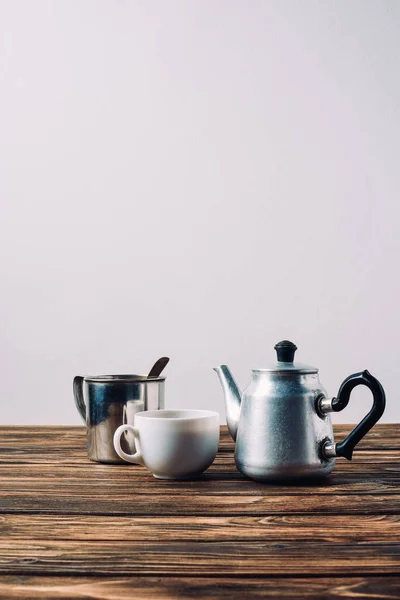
[214,340,385,481]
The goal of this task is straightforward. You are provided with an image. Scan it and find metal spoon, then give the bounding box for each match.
[147,356,170,378]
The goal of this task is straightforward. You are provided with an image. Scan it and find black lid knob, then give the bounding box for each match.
[274,340,297,363]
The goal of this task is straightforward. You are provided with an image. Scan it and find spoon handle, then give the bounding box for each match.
[148,357,170,378]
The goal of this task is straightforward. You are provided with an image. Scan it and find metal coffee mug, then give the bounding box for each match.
[73,374,165,463]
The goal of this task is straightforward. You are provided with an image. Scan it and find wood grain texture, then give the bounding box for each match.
[1,463,400,492]
[0,575,399,600]
[2,448,400,465]
[1,539,399,576]
[0,425,399,597]
[2,492,399,515]
[2,513,399,542]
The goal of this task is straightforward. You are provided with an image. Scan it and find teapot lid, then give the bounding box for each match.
[253,340,318,374]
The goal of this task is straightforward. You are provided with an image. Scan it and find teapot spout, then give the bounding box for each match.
[213,365,241,441]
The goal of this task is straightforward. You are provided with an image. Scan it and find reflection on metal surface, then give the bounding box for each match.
[73,375,165,463]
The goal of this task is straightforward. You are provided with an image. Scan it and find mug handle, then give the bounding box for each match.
[73,376,86,423]
[113,425,144,465]
[323,370,386,461]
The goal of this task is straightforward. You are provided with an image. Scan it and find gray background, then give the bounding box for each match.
[1,0,399,425]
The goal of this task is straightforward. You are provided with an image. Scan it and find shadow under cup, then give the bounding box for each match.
[119,409,220,479]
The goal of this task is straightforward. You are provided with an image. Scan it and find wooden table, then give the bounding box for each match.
[0,425,399,599]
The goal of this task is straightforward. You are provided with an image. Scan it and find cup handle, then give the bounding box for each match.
[113,425,144,465]
[73,376,86,423]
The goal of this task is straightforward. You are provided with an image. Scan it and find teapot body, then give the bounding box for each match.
[235,371,335,480]
[215,340,386,482]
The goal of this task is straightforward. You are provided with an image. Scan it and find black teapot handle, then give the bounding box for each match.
[330,370,385,460]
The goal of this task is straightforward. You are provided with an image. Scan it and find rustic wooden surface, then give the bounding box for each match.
[0,425,399,599]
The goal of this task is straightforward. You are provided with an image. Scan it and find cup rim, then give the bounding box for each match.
[83,374,166,383]
[135,409,219,421]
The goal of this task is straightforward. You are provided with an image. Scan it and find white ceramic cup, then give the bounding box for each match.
[113,409,220,479]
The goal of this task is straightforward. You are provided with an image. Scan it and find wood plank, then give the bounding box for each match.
[0,575,399,600]
[1,453,399,466]
[0,539,399,576]
[1,513,399,542]
[1,461,399,497]
[2,450,400,465]
[1,451,399,468]
[1,490,399,515]
[3,455,400,472]
[0,474,399,497]
[2,458,400,477]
